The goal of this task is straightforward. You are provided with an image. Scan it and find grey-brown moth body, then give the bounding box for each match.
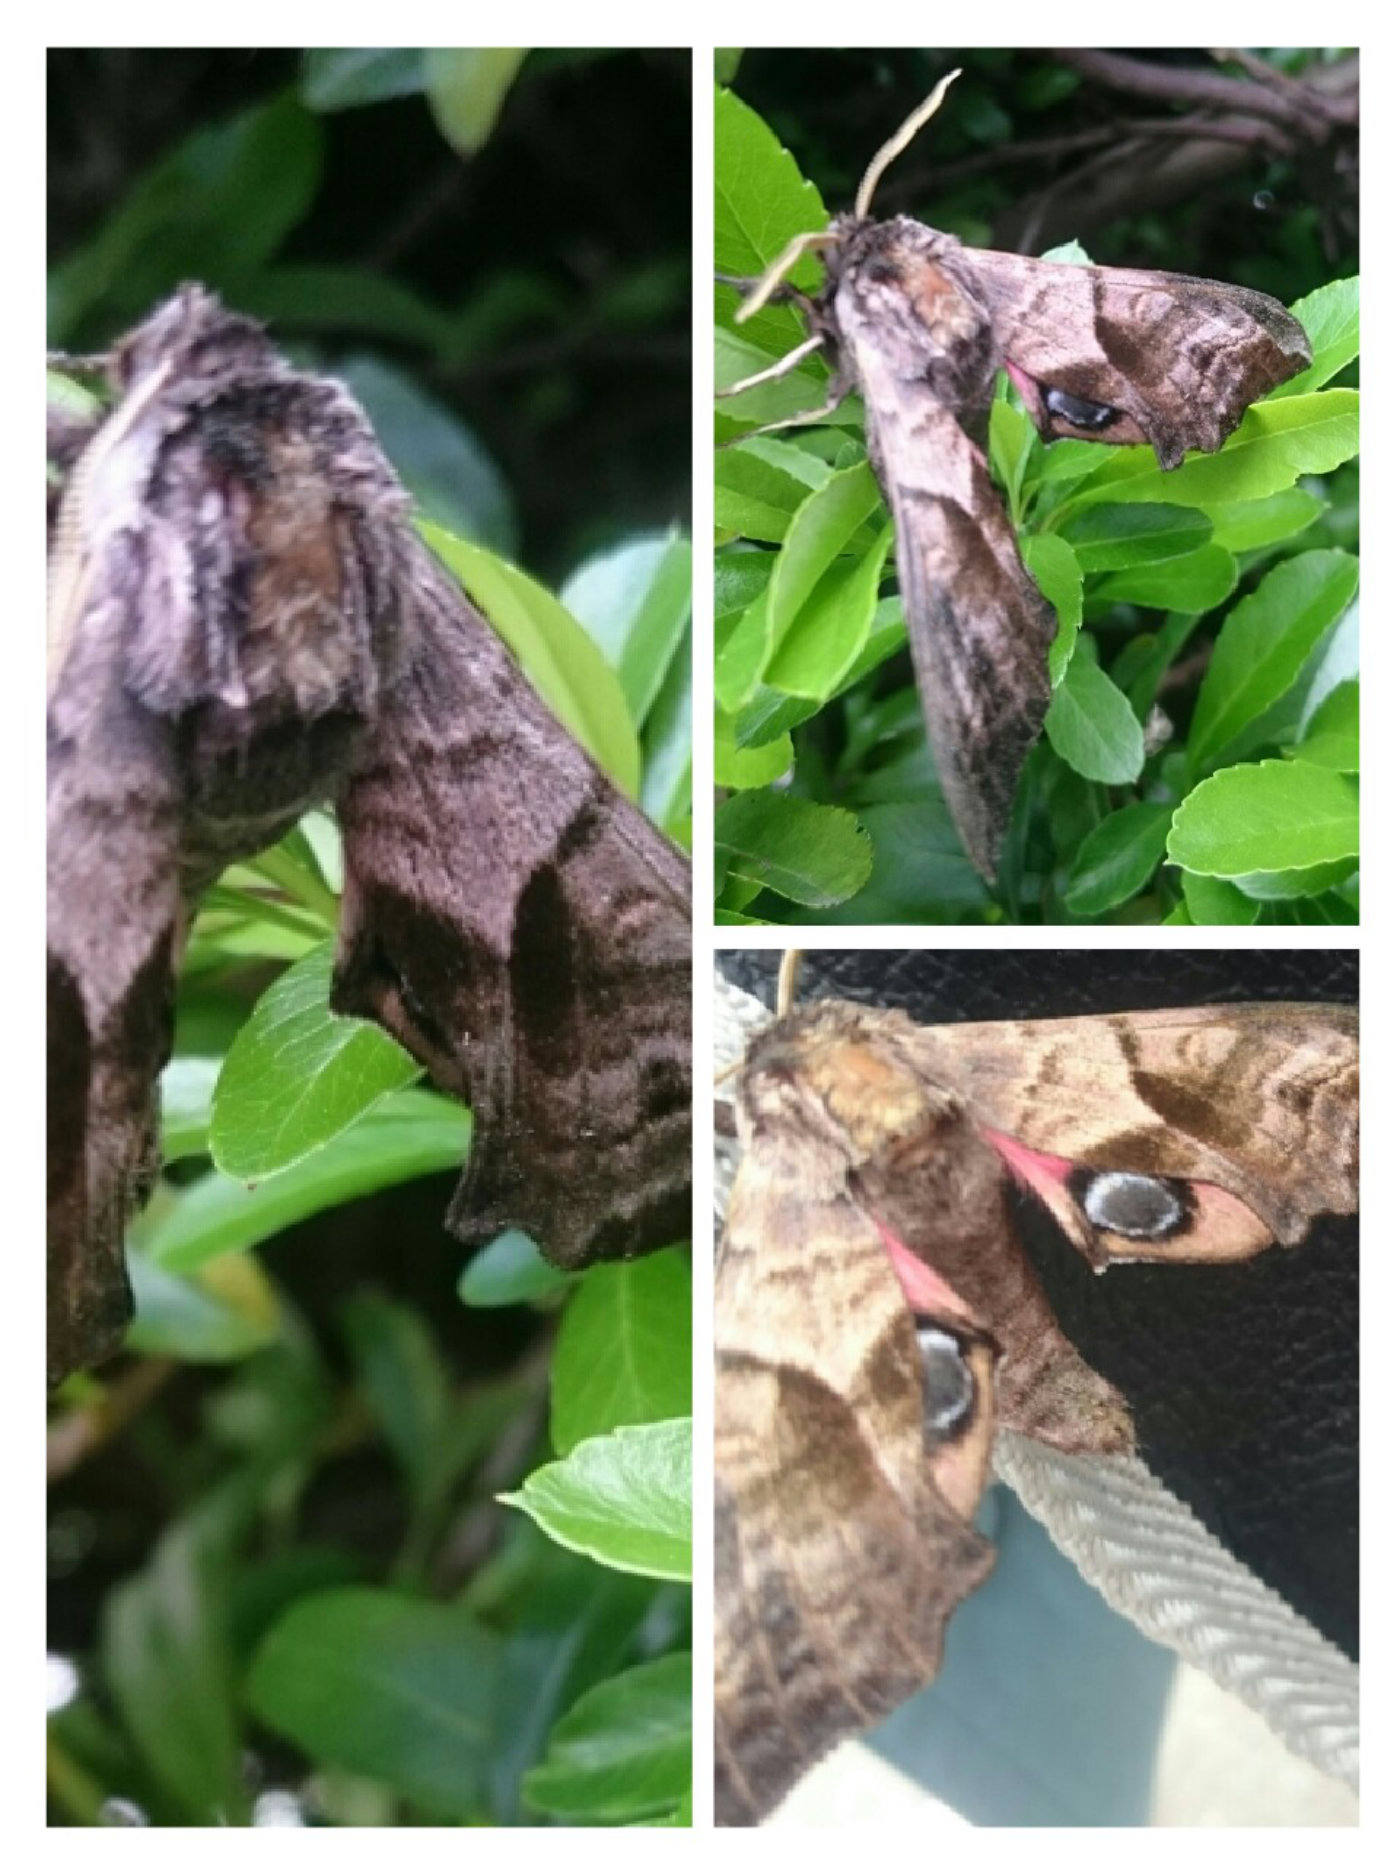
[723,96,1312,879]
[48,286,692,1385]
[715,996,1357,1823]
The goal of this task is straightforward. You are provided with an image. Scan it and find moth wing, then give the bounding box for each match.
[715,1152,996,1825]
[332,545,692,1267]
[941,245,1311,469]
[843,321,1055,880]
[903,1002,1358,1264]
[48,554,185,1383]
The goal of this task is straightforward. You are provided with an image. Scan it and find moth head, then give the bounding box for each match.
[983,1126,1280,1268]
[107,284,278,397]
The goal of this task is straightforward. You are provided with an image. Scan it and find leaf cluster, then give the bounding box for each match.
[713,85,1359,925]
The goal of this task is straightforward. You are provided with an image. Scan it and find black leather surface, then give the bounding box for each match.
[717,950,1359,1659]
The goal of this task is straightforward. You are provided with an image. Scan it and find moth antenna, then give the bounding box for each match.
[47,348,113,377]
[715,334,824,400]
[776,949,805,1016]
[735,231,837,323]
[854,68,962,219]
[48,356,176,692]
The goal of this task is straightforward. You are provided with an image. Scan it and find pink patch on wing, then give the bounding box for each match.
[1002,360,1040,413]
[869,1214,977,1324]
[980,1127,1074,1206]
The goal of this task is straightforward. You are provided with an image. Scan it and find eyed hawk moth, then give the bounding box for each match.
[714,986,1358,1824]
[717,75,1312,880]
[47,285,691,1387]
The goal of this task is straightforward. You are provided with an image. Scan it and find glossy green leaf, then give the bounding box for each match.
[1062,501,1212,572]
[716,790,872,907]
[211,944,421,1179]
[103,1523,245,1823]
[1044,648,1144,784]
[552,1251,692,1454]
[1069,390,1358,509]
[247,1589,502,1820]
[458,1229,574,1308]
[1291,679,1358,772]
[767,525,890,698]
[501,1419,691,1581]
[1179,871,1261,925]
[522,1653,691,1823]
[1023,533,1082,686]
[143,1091,472,1271]
[423,48,526,154]
[1187,549,1357,769]
[1167,761,1358,876]
[560,533,692,727]
[1062,803,1172,916]
[1274,276,1359,397]
[423,525,641,796]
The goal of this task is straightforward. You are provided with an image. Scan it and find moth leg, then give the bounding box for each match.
[715,363,854,449]
[715,334,824,399]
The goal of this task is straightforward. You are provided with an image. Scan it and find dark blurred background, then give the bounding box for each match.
[722,47,1356,296]
[48,48,691,580]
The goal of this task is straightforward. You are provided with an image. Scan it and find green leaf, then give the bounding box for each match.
[714,440,829,544]
[458,1229,574,1308]
[767,525,890,698]
[1069,390,1358,509]
[340,1293,450,1493]
[143,1091,472,1272]
[1274,276,1359,397]
[160,1056,221,1161]
[1179,871,1261,926]
[560,533,692,728]
[247,1589,502,1821]
[1061,501,1211,573]
[501,1419,692,1581]
[1044,648,1144,784]
[1291,679,1358,773]
[1187,549,1358,769]
[1062,803,1172,916]
[752,464,882,693]
[301,49,426,110]
[522,1653,691,1823]
[714,84,828,362]
[552,1251,692,1455]
[1095,543,1237,614]
[715,791,872,907]
[1167,761,1358,877]
[210,944,421,1179]
[1023,533,1082,686]
[422,525,641,796]
[1199,488,1323,554]
[423,48,527,154]
[715,709,794,787]
[103,1523,245,1822]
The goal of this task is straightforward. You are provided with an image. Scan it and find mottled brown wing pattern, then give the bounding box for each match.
[332,548,692,1268]
[795,212,1310,877]
[715,996,1356,1820]
[930,233,1312,468]
[48,286,692,1381]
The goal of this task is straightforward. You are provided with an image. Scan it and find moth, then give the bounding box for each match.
[47,285,691,1387]
[717,73,1312,879]
[715,991,1358,1824]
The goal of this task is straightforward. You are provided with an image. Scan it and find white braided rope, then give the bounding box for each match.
[713,969,1359,1789]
